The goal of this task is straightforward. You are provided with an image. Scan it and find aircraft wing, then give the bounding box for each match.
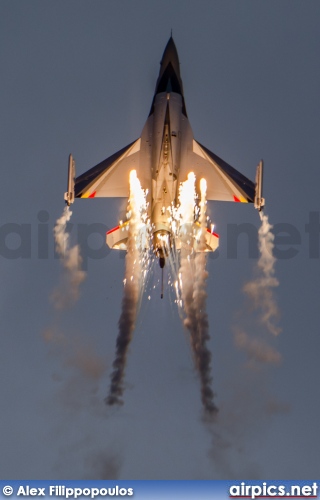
[181,140,255,203]
[74,138,142,198]
[73,137,255,203]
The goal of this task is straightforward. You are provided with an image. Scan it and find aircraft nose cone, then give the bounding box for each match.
[149,36,187,116]
[160,36,181,79]
[154,36,184,97]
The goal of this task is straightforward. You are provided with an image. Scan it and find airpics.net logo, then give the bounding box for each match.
[229,482,319,499]
[1,211,320,268]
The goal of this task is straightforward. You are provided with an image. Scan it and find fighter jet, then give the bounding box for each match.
[65,36,264,268]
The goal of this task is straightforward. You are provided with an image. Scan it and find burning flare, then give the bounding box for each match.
[178,174,217,414]
[106,170,149,406]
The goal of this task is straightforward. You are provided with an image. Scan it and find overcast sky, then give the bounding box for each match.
[1,0,319,479]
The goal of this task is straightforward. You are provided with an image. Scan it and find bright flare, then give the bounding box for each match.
[177,173,217,414]
[178,172,196,224]
[106,170,150,406]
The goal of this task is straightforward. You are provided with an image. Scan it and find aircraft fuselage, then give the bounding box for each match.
[68,36,261,269]
[144,91,184,260]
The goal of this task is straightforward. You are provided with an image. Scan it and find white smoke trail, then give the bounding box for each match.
[51,206,86,309]
[243,211,281,335]
[178,174,217,414]
[234,328,281,366]
[106,170,148,406]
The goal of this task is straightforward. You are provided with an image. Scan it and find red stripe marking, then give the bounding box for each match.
[106,226,119,235]
[88,191,96,198]
[233,195,241,202]
[206,228,219,238]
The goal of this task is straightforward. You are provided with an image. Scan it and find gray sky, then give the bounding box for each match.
[1,0,319,479]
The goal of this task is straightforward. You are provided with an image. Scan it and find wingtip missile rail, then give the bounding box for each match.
[254,160,265,212]
[64,154,75,206]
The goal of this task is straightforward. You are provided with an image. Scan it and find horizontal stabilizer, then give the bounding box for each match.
[176,223,219,253]
[106,221,219,253]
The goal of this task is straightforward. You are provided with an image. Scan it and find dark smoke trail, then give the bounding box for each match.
[85,451,122,479]
[181,249,217,413]
[106,171,146,406]
[106,273,139,406]
[192,179,217,413]
[178,175,217,414]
